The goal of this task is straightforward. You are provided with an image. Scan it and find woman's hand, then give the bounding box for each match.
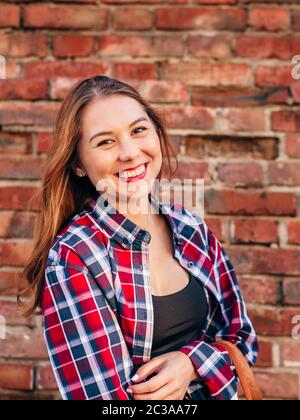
[127,351,199,400]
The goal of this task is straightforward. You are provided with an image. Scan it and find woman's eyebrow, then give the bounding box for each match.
[88,117,149,143]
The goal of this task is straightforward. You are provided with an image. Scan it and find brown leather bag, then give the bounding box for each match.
[216,340,263,400]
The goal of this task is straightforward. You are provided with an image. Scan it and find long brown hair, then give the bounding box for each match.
[17,75,178,317]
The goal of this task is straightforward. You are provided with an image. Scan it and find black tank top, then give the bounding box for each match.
[150,272,208,358]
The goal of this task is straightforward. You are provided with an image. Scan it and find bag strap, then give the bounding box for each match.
[216,340,263,400]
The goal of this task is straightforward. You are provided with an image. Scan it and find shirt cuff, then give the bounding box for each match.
[177,340,238,400]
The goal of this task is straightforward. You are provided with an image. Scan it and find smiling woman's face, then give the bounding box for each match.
[75,94,163,204]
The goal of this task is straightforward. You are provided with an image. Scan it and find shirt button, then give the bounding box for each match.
[188,261,194,268]
[139,264,143,271]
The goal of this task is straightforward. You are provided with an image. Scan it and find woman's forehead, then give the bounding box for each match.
[82,95,145,122]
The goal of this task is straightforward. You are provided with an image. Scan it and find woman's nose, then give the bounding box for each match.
[118,139,140,161]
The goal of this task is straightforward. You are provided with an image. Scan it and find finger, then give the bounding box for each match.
[164,392,184,400]
[133,382,176,401]
[132,356,165,383]
[129,369,168,395]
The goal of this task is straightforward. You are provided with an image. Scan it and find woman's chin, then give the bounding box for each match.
[116,178,150,195]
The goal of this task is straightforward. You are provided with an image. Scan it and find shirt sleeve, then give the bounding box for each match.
[42,247,134,400]
[177,224,258,400]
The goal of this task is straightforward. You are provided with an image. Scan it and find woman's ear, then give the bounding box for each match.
[71,159,86,178]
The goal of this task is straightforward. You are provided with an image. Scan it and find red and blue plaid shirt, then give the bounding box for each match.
[42,192,258,400]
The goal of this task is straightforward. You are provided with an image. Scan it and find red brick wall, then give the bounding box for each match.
[0,0,300,400]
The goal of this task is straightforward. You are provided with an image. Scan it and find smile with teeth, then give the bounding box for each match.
[118,164,147,179]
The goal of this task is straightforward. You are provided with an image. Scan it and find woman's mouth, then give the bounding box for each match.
[114,162,149,183]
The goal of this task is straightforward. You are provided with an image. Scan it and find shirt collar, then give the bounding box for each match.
[84,192,181,249]
[83,192,222,302]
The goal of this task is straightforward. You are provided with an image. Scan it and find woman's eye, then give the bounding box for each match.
[96,127,148,147]
[133,126,147,134]
[96,140,113,147]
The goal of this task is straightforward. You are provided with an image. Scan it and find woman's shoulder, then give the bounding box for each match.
[47,207,107,267]
[169,203,210,244]
[170,203,228,268]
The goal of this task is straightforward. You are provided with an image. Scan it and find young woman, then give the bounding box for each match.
[19,75,258,401]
